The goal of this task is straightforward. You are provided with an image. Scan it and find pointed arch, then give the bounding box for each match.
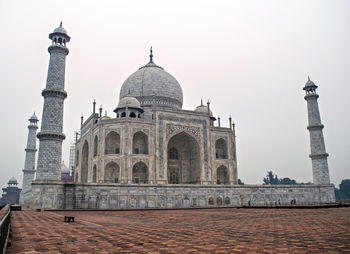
[75,149,79,166]
[217,197,223,206]
[133,131,148,154]
[215,138,227,159]
[104,162,120,183]
[93,135,98,157]
[81,140,89,183]
[167,131,200,184]
[217,165,229,184]
[105,131,120,154]
[92,165,97,183]
[132,162,148,184]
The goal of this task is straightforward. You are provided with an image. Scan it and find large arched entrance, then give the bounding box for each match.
[167,132,200,184]
[81,140,89,183]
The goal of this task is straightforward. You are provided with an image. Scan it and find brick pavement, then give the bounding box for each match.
[8,207,350,253]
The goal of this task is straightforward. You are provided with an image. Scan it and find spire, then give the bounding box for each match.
[149,46,153,63]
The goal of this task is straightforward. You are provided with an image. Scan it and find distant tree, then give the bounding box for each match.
[263,171,280,185]
[339,179,350,199]
[263,171,298,185]
[335,188,346,200]
[238,179,244,185]
[279,177,297,185]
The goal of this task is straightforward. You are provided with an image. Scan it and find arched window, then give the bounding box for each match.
[225,197,231,205]
[75,150,79,166]
[133,131,148,154]
[132,162,148,184]
[104,162,120,183]
[121,112,126,118]
[208,197,214,205]
[168,147,178,160]
[217,197,223,206]
[93,136,98,157]
[92,165,97,183]
[105,131,120,154]
[215,138,227,159]
[75,172,78,182]
[81,141,89,183]
[58,37,62,45]
[217,165,229,184]
[129,112,136,118]
[138,114,141,118]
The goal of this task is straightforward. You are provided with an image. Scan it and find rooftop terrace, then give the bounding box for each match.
[8,207,350,253]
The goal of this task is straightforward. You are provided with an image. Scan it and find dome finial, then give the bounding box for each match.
[60,21,62,27]
[308,75,310,81]
[201,99,203,105]
[149,46,153,63]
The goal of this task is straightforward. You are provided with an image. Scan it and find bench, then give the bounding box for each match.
[64,216,75,223]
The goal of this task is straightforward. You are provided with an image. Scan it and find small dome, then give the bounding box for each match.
[60,162,70,173]
[195,104,213,116]
[8,177,18,185]
[54,26,67,34]
[304,76,317,88]
[102,111,111,120]
[117,95,141,109]
[53,22,67,34]
[29,112,38,121]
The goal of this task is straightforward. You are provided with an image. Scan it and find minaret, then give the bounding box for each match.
[303,76,330,185]
[21,113,39,196]
[35,23,70,180]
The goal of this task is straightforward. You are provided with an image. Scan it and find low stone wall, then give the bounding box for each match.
[28,181,335,209]
[0,205,9,220]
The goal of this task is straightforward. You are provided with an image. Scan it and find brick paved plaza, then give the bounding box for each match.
[8,207,350,253]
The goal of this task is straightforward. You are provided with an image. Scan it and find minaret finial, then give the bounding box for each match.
[149,46,153,62]
[201,99,203,105]
[308,75,310,81]
[60,21,62,27]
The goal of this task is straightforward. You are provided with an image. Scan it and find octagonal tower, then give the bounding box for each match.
[35,23,70,180]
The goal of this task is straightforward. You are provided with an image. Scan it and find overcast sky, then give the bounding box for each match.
[0,0,349,191]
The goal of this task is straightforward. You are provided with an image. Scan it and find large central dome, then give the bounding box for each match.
[119,49,183,109]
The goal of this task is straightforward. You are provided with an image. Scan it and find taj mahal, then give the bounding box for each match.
[20,24,335,209]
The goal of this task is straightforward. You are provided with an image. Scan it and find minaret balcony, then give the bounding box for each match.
[48,45,69,55]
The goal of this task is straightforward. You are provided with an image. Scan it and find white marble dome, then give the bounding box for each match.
[119,60,183,109]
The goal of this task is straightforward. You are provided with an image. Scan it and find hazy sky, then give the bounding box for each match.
[0,0,349,191]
